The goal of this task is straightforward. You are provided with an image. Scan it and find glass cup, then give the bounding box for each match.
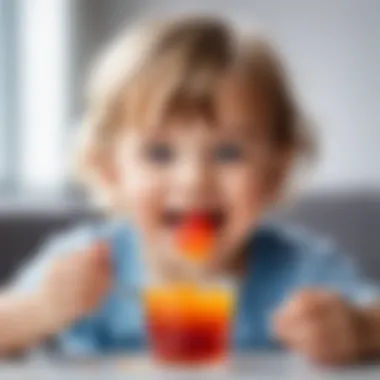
[144,280,235,365]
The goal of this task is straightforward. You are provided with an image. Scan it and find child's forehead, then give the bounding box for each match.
[129,111,265,142]
[124,72,271,139]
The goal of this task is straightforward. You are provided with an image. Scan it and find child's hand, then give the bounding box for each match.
[273,289,366,365]
[38,242,111,331]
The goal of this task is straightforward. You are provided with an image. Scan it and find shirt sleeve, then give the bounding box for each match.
[302,240,380,306]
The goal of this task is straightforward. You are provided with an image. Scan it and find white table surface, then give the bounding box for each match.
[1,352,380,379]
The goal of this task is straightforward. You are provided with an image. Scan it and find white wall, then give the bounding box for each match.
[79,0,380,191]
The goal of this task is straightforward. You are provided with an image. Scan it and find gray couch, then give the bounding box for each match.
[0,190,379,285]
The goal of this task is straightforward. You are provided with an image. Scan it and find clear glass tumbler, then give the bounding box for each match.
[144,280,235,365]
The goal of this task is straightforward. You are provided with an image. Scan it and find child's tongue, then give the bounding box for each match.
[176,213,216,261]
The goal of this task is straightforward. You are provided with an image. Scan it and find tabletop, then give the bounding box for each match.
[1,352,380,379]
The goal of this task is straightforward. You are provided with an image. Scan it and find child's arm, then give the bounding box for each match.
[273,289,380,366]
[0,290,61,355]
[272,247,380,365]
[0,243,110,355]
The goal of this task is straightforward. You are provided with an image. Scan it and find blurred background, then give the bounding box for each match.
[0,0,379,282]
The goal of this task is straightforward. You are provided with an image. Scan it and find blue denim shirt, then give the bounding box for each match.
[10,220,379,355]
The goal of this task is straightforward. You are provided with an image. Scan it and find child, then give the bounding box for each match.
[1,16,379,365]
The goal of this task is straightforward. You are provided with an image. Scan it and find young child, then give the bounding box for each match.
[1,16,379,365]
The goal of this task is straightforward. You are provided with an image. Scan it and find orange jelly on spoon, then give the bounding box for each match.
[176,213,216,262]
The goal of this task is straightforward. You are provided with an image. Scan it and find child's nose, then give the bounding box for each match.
[173,159,213,203]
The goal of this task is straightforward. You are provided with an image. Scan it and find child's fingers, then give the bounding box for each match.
[273,307,325,340]
[275,315,336,362]
[274,289,338,333]
[274,307,356,365]
[285,319,330,348]
[272,290,339,351]
[87,242,110,265]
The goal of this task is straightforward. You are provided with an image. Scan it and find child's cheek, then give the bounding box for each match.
[118,165,165,231]
[216,167,266,257]
[219,166,265,215]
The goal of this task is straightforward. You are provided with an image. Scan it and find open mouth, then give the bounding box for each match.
[162,209,226,231]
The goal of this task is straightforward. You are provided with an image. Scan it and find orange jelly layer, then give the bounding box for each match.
[144,284,234,363]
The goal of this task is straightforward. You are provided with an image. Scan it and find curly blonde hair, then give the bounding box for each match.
[75,16,314,207]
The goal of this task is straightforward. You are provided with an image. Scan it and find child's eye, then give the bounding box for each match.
[214,143,243,163]
[144,143,174,164]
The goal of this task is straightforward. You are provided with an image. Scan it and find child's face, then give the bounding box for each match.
[112,77,273,269]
